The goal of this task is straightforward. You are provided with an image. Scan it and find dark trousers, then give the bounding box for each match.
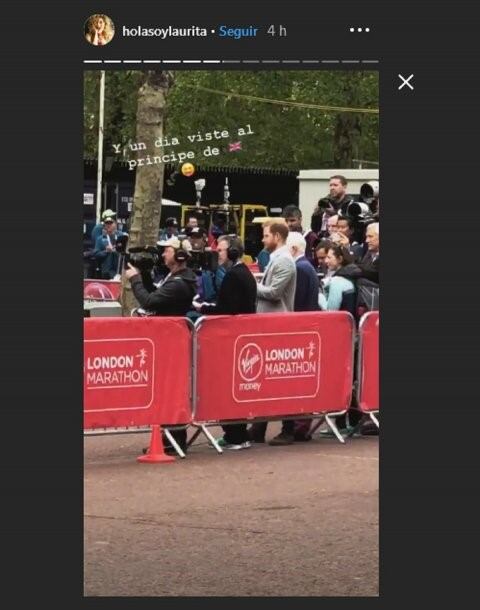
[222,423,248,444]
[249,421,268,440]
[249,420,295,440]
[335,339,363,429]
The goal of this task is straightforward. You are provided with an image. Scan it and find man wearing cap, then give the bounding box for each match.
[158,217,179,242]
[125,236,197,316]
[93,216,128,279]
[84,209,117,278]
[187,225,208,251]
[126,236,197,454]
[91,209,116,246]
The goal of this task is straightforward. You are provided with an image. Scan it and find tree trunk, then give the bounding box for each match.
[122,71,174,315]
[333,112,361,167]
[333,74,362,168]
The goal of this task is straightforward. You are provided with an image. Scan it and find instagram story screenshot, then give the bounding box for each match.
[1,0,478,604]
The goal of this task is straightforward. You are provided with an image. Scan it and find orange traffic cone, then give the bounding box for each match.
[137,425,175,464]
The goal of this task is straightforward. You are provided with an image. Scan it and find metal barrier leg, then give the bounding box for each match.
[200,424,223,454]
[164,428,186,459]
[309,415,326,437]
[369,412,380,428]
[325,414,346,444]
[187,427,202,448]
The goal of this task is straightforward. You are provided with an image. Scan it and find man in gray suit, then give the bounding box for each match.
[256,221,296,313]
[249,221,297,443]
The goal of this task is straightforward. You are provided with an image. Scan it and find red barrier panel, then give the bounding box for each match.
[84,317,191,429]
[357,312,379,412]
[193,312,354,423]
[84,279,122,301]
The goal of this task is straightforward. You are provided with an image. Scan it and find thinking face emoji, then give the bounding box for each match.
[181,162,195,177]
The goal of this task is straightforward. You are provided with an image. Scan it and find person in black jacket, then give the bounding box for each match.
[358,222,379,284]
[192,235,257,450]
[125,236,197,454]
[311,175,354,233]
[286,232,319,313]
[193,236,257,316]
[125,237,197,316]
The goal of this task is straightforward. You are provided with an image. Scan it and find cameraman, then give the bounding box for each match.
[125,236,197,456]
[311,175,353,234]
[125,237,197,316]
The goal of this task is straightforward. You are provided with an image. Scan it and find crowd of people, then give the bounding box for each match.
[85,175,379,454]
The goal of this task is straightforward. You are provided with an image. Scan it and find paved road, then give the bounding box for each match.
[84,422,378,597]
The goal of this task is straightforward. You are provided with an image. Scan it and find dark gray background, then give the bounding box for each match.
[1,0,478,603]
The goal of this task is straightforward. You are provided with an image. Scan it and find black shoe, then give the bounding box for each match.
[361,422,379,436]
[294,434,312,442]
[269,433,294,446]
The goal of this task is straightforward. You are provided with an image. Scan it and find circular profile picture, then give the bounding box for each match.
[84,14,115,46]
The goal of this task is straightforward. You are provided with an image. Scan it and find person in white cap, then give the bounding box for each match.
[125,236,197,317]
[90,209,117,247]
[126,236,198,456]
[92,216,127,279]
[158,217,179,242]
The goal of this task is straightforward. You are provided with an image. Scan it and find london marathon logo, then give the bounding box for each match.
[233,333,321,402]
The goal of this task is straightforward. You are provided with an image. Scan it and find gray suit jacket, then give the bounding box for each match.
[256,247,297,313]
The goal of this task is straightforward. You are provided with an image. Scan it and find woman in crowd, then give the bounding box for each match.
[318,244,360,313]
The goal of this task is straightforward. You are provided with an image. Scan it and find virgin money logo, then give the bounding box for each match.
[233,332,321,403]
[237,343,263,382]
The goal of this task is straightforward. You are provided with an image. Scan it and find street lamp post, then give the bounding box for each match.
[95,70,106,223]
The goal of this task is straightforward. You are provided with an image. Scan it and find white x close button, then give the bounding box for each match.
[398,74,414,90]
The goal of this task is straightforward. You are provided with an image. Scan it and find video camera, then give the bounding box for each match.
[346,181,379,222]
[173,231,218,274]
[123,246,159,273]
[344,181,379,242]
[360,180,379,216]
[317,196,334,210]
[114,233,129,254]
[188,248,219,274]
